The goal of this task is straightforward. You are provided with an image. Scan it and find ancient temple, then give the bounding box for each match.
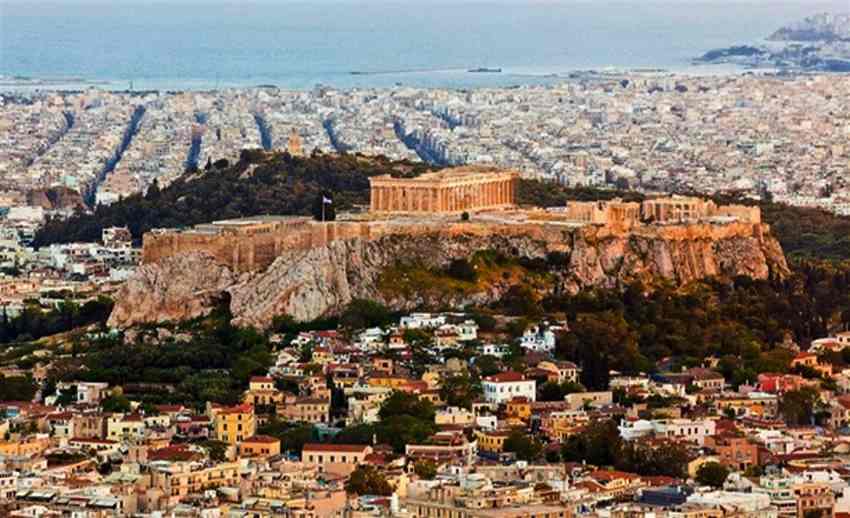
[369,166,519,214]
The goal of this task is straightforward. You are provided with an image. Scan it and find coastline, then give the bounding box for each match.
[0,63,767,94]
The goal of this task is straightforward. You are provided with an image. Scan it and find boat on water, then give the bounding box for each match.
[468,67,502,73]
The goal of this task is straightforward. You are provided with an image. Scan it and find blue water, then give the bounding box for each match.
[0,1,848,90]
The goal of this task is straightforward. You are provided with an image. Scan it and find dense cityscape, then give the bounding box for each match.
[6,73,850,219]
[7,3,850,517]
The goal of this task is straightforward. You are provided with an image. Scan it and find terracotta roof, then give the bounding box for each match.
[302,443,369,453]
[574,480,606,493]
[589,469,640,482]
[216,404,253,415]
[244,435,280,444]
[483,371,527,383]
[250,377,274,383]
[150,445,200,462]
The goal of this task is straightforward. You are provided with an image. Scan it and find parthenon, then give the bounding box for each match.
[369,166,519,214]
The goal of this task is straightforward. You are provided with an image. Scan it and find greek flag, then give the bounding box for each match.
[322,196,333,204]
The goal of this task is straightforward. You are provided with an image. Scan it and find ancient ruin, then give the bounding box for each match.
[563,196,761,227]
[141,168,765,275]
[369,166,519,214]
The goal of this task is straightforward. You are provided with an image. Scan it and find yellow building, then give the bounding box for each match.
[475,430,511,454]
[311,346,334,365]
[279,397,330,425]
[243,376,285,408]
[213,404,256,445]
[107,414,147,442]
[151,461,240,506]
[368,376,412,389]
[0,434,50,457]
[506,398,532,422]
[239,435,281,458]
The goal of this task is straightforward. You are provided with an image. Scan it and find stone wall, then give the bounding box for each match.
[142,214,773,275]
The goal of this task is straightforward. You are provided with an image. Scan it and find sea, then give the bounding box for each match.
[1,0,848,92]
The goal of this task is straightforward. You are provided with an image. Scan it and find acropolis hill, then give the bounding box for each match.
[112,167,788,329]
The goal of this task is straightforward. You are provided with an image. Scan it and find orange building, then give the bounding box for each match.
[212,404,256,445]
[239,435,281,458]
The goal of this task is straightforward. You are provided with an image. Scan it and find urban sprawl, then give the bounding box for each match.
[2,72,850,518]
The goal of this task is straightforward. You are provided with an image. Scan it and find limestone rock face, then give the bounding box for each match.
[109,222,789,330]
[228,233,550,328]
[107,253,237,328]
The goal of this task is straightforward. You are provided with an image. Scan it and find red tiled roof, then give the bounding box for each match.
[483,371,526,383]
[302,443,369,453]
[216,404,253,415]
[150,445,200,462]
[574,480,606,493]
[244,435,280,444]
[590,469,640,482]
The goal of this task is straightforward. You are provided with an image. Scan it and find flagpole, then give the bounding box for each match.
[322,201,325,223]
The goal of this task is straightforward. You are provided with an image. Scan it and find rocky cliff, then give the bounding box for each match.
[108,221,789,329]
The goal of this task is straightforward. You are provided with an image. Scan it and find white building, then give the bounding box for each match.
[481,372,536,404]
[479,343,509,358]
[518,322,565,353]
[399,312,447,329]
[686,490,776,518]
[618,417,716,445]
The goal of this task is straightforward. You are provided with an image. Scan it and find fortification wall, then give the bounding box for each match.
[142,216,770,274]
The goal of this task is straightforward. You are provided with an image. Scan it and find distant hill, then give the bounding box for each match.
[768,13,850,42]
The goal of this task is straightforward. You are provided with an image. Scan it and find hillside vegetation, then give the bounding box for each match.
[33,151,429,247]
[34,151,850,264]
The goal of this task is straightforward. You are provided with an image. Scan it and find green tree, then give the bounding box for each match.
[617,440,689,478]
[345,465,392,496]
[439,374,481,409]
[779,387,820,426]
[378,415,437,454]
[0,375,37,402]
[696,462,730,488]
[258,420,316,455]
[413,460,438,480]
[379,391,435,422]
[101,395,131,413]
[334,424,376,445]
[475,355,501,377]
[538,381,584,401]
[561,419,623,466]
[504,430,543,461]
[339,299,393,330]
[200,440,229,462]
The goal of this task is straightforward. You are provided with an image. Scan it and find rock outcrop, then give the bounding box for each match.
[107,253,237,327]
[108,221,789,329]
